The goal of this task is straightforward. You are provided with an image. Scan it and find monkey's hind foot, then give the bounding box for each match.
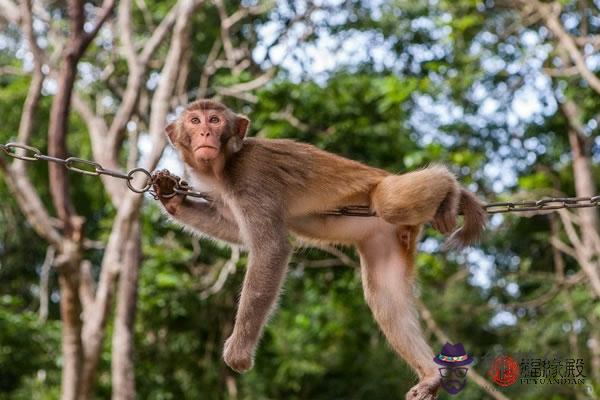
[432,196,457,235]
[223,335,254,373]
[406,375,441,400]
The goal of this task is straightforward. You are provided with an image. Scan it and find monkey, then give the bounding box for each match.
[152,99,486,400]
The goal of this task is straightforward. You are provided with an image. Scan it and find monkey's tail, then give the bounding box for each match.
[446,188,487,249]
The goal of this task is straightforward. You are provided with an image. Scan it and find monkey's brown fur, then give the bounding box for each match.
[154,99,487,400]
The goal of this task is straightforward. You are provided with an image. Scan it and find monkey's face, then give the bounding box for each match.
[165,100,251,167]
[180,109,228,162]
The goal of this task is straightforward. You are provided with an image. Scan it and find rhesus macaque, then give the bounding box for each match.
[153,99,486,400]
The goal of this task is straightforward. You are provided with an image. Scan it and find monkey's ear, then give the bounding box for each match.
[235,115,250,139]
[165,123,176,144]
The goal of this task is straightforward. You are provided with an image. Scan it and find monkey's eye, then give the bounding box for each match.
[191,117,200,124]
[209,116,220,124]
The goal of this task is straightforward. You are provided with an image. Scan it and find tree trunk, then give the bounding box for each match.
[563,100,600,297]
[567,128,598,229]
[112,219,141,400]
[48,52,79,235]
[57,242,84,400]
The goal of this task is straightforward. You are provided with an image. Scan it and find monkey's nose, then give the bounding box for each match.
[200,131,211,137]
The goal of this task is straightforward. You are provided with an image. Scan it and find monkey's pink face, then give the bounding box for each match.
[182,110,228,162]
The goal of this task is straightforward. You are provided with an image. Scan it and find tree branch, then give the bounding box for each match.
[111,221,141,400]
[529,0,600,95]
[48,0,115,235]
[215,68,276,96]
[0,0,20,23]
[77,0,117,54]
[38,245,55,322]
[200,247,240,299]
[197,38,222,98]
[79,260,96,314]
[143,0,203,172]
[269,104,310,132]
[320,245,360,268]
[213,0,239,70]
[104,1,179,165]
[549,236,577,260]
[117,0,137,69]
[557,209,600,297]
[223,1,272,30]
[72,92,125,201]
[17,0,43,146]
[0,164,63,247]
[0,0,62,248]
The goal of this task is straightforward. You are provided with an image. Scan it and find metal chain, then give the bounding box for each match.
[2,141,600,215]
[323,196,600,215]
[0,142,209,201]
[483,196,600,214]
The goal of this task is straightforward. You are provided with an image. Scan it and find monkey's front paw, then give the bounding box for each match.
[151,169,186,213]
[152,169,180,196]
[223,335,254,373]
[406,375,441,400]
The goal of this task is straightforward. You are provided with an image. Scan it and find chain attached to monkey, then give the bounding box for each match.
[1,142,208,200]
[2,141,600,215]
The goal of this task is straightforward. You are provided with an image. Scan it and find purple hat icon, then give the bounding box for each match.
[433,342,473,367]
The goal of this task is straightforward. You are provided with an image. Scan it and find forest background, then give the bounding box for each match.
[0,0,599,399]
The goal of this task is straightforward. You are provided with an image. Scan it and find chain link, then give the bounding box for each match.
[483,196,600,214]
[2,142,600,215]
[0,142,209,201]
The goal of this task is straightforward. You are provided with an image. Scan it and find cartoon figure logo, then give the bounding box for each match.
[434,342,473,395]
[488,355,520,387]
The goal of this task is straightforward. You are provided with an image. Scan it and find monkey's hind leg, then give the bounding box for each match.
[357,224,440,400]
[371,165,459,233]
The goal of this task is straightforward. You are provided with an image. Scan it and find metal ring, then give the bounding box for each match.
[1,142,41,161]
[65,157,101,176]
[127,168,153,193]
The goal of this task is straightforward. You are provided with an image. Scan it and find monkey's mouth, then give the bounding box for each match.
[194,145,219,160]
[194,145,217,151]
